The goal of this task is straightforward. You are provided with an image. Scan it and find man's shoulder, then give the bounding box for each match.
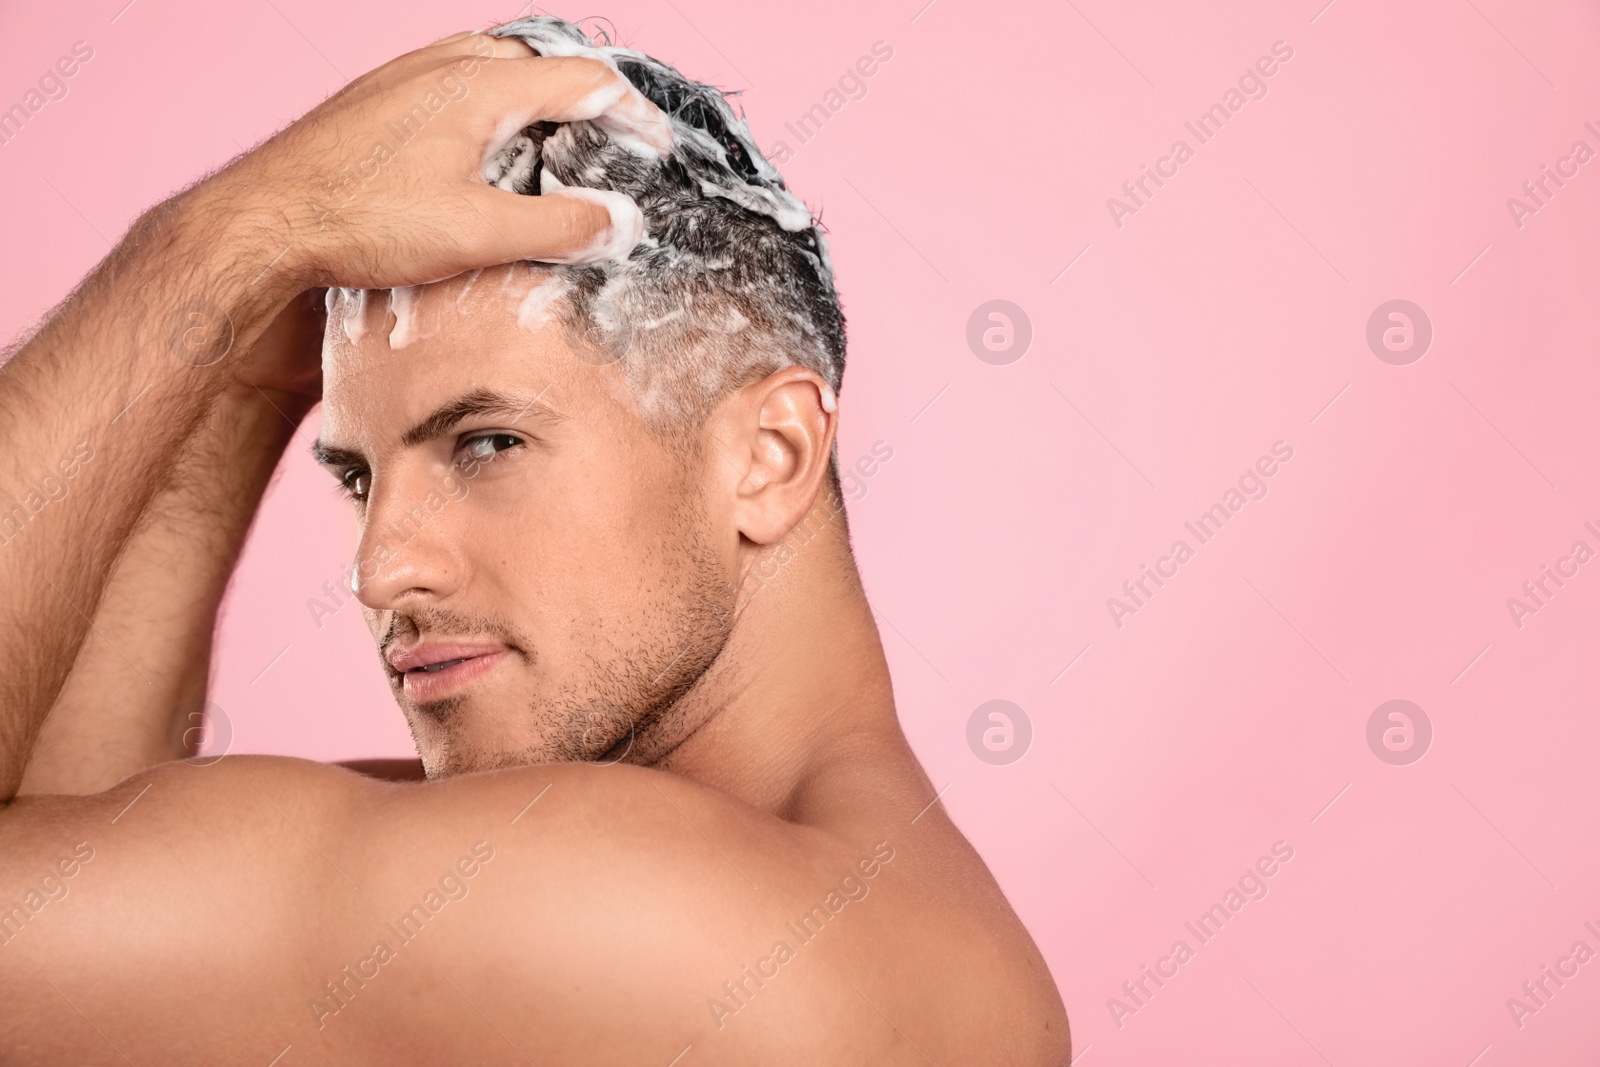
[1,752,859,930]
[0,755,911,1061]
[1,756,1069,1064]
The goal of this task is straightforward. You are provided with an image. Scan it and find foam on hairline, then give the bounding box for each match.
[326,266,575,352]
[387,286,420,348]
[518,273,573,331]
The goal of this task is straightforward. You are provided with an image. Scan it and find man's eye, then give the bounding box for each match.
[459,433,524,464]
[341,469,371,500]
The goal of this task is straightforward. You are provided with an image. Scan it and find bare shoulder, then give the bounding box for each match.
[0,756,1066,1064]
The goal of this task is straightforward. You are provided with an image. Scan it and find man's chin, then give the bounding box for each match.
[417,745,551,780]
[407,716,590,778]
[399,687,647,773]
[415,729,640,779]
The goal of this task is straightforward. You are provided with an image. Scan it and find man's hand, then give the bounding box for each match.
[202,33,669,401]
[199,32,670,294]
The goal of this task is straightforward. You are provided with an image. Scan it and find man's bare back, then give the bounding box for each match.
[0,19,1068,1063]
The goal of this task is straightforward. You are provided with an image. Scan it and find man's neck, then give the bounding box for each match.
[646,500,902,817]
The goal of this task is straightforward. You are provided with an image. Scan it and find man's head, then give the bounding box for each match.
[313,16,850,777]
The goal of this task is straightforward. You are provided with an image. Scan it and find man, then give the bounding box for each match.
[0,16,1068,1063]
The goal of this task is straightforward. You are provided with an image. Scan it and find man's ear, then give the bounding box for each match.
[707,365,838,546]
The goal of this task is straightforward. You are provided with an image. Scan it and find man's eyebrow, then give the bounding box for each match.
[399,388,566,449]
[310,441,364,469]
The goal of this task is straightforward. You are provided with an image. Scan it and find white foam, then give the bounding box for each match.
[341,288,368,344]
[570,81,672,159]
[452,268,485,311]
[506,27,674,156]
[698,177,812,233]
[635,307,686,330]
[388,286,420,349]
[497,265,529,294]
[517,276,572,331]
[482,117,537,187]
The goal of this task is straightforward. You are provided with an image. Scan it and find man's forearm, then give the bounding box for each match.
[0,192,297,799]
[18,383,314,795]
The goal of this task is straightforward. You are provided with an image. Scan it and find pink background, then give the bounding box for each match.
[5,0,1600,1061]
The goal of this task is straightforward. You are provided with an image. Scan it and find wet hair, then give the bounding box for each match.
[482,15,847,459]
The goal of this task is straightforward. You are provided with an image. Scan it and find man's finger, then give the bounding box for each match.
[460,182,644,267]
[429,33,537,60]
[360,32,530,94]
[473,55,674,158]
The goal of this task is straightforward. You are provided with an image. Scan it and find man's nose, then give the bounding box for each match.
[351,473,466,610]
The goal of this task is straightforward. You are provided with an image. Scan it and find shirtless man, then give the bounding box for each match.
[0,17,1068,1063]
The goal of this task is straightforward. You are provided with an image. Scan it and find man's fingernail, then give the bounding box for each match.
[431,30,478,45]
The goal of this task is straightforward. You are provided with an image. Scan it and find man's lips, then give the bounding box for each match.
[385,640,509,675]
[385,641,512,702]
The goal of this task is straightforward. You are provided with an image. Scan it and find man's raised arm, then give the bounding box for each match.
[0,34,670,799]
[17,351,320,796]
